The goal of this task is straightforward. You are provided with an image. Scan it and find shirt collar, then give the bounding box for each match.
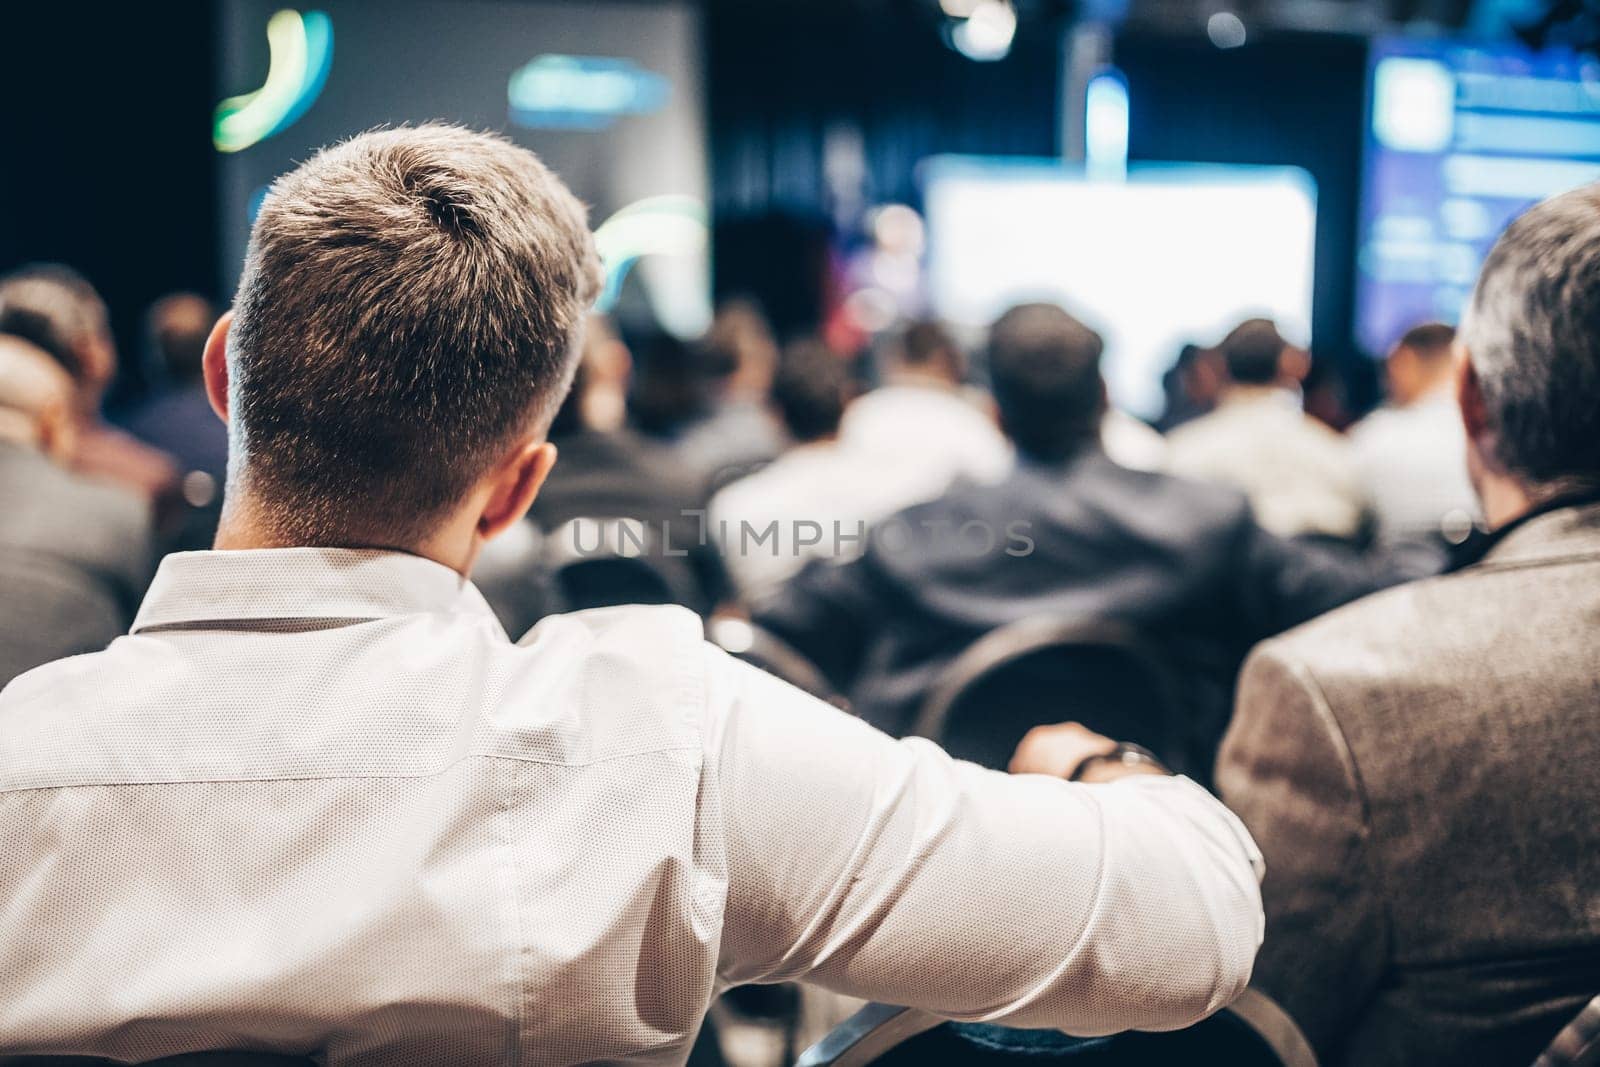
[131,548,500,634]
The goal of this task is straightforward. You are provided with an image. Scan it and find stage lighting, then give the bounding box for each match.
[952,0,1017,62]
[1206,11,1247,49]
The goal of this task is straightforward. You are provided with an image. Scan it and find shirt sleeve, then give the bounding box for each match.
[1216,642,1386,1059]
[701,644,1265,1036]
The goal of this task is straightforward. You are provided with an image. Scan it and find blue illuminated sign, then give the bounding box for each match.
[507,55,669,130]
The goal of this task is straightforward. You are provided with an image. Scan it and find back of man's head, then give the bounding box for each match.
[1462,183,1600,490]
[1217,318,1289,386]
[146,293,218,385]
[0,264,115,397]
[228,124,601,546]
[987,303,1104,463]
[897,320,965,385]
[772,340,849,443]
[1396,322,1456,361]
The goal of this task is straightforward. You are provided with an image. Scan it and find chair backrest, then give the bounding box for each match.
[1536,995,1600,1067]
[0,552,124,689]
[552,554,678,612]
[796,989,1317,1067]
[542,517,698,613]
[911,617,1188,774]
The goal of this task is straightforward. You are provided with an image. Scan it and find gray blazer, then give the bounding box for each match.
[1218,500,1600,1066]
[0,443,152,688]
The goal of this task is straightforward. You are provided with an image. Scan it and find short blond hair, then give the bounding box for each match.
[230,124,602,545]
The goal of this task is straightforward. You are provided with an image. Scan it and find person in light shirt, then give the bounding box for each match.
[1349,322,1481,542]
[709,339,882,602]
[0,125,1264,1066]
[1167,319,1368,540]
[838,319,1013,506]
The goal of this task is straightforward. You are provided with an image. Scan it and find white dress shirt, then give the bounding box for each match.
[1167,386,1368,540]
[1348,388,1480,542]
[838,382,1013,506]
[708,440,901,602]
[0,548,1264,1065]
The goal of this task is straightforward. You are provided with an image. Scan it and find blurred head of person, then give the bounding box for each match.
[0,334,78,463]
[771,340,851,445]
[1217,318,1310,391]
[145,292,219,387]
[0,264,117,415]
[1384,322,1457,407]
[987,303,1105,464]
[549,313,632,439]
[701,299,779,400]
[1172,343,1223,405]
[892,319,967,388]
[1458,184,1600,526]
[627,329,709,439]
[204,124,601,571]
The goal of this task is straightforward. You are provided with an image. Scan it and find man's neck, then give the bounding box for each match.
[213,491,476,576]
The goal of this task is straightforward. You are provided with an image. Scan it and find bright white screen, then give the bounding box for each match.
[925,161,1317,419]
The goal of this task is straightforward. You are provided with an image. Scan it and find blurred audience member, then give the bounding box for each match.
[838,318,1010,509]
[0,265,179,508]
[0,334,151,687]
[125,293,226,481]
[628,328,710,439]
[759,303,1428,767]
[1155,342,1222,432]
[515,315,724,621]
[1100,407,1168,471]
[709,340,868,601]
[1168,318,1367,540]
[1218,185,1600,1067]
[670,300,785,487]
[1350,322,1480,542]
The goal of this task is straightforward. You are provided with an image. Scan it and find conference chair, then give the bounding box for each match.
[795,989,1317,1067]
[1536,995,1600,1066]
[911,617,1187,775]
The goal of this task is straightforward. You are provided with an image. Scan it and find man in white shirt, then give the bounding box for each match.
[710,341,885,601]
[839,321,1013,508]
[0,125,1264,1066]
[1349,323,1481,542]
[1168,319,1368,540]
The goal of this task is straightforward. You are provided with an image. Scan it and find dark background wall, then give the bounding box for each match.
[0,3,219,408]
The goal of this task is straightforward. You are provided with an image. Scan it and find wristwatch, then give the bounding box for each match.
[1068,742,1170,782]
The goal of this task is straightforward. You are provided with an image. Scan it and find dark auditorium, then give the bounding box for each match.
[4,1,1600,1065]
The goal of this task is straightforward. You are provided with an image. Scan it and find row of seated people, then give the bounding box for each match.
[0,124,1594,1067]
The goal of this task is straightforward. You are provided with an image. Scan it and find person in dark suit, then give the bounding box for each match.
[756,303,1433,769]
[0,334,151,688]
[124,292,227,482]
[1217,183,1600,1067]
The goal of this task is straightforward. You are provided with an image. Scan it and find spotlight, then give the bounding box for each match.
[952,0,1017,62]
[1206,11,1247,49]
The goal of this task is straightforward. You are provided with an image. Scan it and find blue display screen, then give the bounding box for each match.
[1357,37,1600,355]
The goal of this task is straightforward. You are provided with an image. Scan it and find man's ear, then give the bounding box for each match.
[477,438,558,542]
[1456,345,1490,444]
[203,310,233,424]
[37,396,77,464]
